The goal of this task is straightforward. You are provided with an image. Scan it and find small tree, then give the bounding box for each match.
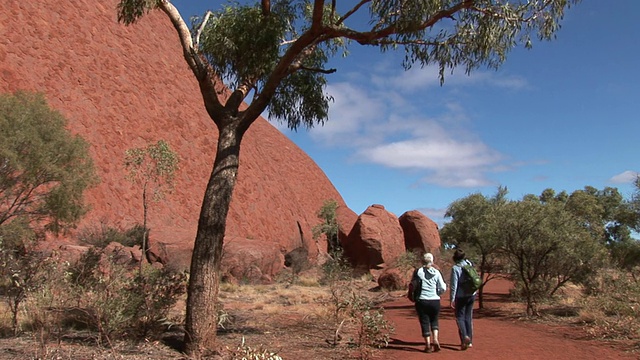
[0,91,97,333]
[0,91,97,232]
[0,218,38,335]
[124,140,178,269]
[440,186,507,308]
[313,199,341,255]
[496,197,605,316]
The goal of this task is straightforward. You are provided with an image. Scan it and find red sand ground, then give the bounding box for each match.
[377,279,636,360]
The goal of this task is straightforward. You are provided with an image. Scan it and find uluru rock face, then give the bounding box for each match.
[0,0,357,271]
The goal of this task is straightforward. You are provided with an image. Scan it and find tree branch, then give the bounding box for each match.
[195,11,213,48]
[331,0,476,45]
[310,0,325,32]
[337,0,370,26]
[262,0,270,16]
[156,1,224,117]
[298,66,336,74]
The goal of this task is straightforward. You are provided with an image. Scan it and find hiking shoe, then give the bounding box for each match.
[424,345,433,353]
[433,342,441,352]
[461,336,471,350]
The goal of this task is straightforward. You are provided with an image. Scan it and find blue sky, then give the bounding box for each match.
[172,1,639,225]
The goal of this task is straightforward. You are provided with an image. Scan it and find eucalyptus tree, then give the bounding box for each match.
[440,186,507,308]
[116,0,581,353]
[124,140,179,269]
[497,195,605,316]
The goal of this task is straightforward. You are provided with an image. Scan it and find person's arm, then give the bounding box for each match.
[449,266,459,306]
[437,271,447,294]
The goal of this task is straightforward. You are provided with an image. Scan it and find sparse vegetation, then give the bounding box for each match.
[0,224,187,356]
[78,223,147,249]
[124,140,178,270]
[579,269,640,342]
[313,199,342,255]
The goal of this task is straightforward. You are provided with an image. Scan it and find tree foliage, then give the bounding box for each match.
[0,91,97,334]
[0,91,97,233]
[608,177,640,273]
[440,186,507,308]
[312,199,341,254]
[496,196,605,315]
[442,185,640,316]
[124,140,178,269]
[116,0,582,354]
[124,140,178,198]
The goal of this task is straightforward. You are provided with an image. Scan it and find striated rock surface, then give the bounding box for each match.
[0,0,357,275]
[343,204,405,269]
[399,210,442,256]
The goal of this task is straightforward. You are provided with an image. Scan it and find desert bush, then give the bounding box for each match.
[283,246,310,286]
[63,247,187,343]
[78,223,146,249]
[0,221,51,336]
[347,294,393,360]
[312,199,341,255]
[128,265,188,337]
[580,268,640,342]
[392,251,421,272]
[20,257,71,354]
[320,250,352,285]
[324,277,393,359]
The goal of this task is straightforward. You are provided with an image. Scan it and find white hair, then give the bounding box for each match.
[423,253,434,266]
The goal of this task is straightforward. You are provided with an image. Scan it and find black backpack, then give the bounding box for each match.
[407,266,425,302]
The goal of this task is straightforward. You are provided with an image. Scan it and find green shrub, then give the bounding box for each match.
[129,265,188,337]
[62,247,187,343]
[392,251,421,272]
[323,275,393,360]
[320,250,352,285]
[78,223,146,249]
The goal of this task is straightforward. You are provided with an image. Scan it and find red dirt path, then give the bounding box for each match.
[377,279,636,360]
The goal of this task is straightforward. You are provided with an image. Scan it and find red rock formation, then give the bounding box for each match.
[0,0,357,275]
[343,204,405,269]
[399,210,442,256]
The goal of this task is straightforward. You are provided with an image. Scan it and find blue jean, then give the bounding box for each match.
[415,299,441,337]
[454,295,475,343]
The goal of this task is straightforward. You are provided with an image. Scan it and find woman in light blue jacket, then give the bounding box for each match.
[414,252,447,353]
[449,248,476,350]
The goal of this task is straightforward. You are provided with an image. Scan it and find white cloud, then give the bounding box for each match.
[610,170,639,184]
[371,64,529,93]
[283,60,530,189]
[416,207,448,227]
[307,82,384,145]
[362,138,502,170]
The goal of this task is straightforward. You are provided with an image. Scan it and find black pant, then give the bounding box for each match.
[415,299,441,337]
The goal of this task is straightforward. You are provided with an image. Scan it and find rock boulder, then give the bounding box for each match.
[342,204,405,269]
[399,210,442,256]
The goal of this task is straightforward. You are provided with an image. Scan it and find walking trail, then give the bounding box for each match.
[377,278,636,360]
